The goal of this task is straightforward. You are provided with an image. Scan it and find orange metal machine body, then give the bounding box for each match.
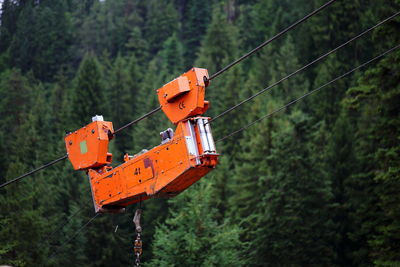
[65,68,218,213]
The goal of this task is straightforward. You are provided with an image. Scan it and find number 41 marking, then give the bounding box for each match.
[134,168,141,175]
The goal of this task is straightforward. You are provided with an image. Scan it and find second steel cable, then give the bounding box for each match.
[208,0,338,80]
[216,44,400,143]
[208,11,400,124]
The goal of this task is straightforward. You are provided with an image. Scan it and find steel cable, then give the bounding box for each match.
[114,106,162,134]
[216,44,400,143]
[0,154,68,189]
[208,0,338,80]
[42,198,93,248]
[0,0,345,187]
[0,106,162,189]
[208,11,400,124]
[50,213,100,259]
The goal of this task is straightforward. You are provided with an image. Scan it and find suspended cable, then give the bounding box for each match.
[1,3,395,193]
[114,0,337,135]
[42,198,92,247]
[45,207,85,242]
[216,44,400,143]
[50,213,100,259]
[0,1,340,189]
[0,154,68,189]
[207,11,400,124]
[0,106,161,189]
[208,0,338,81]
[62,213,99,244]
[40,37,398,254]
[114,106,162,134]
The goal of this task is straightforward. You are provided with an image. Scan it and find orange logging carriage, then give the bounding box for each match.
[64,68,219,213]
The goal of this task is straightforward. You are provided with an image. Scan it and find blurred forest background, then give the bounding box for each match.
[0,0,399,266]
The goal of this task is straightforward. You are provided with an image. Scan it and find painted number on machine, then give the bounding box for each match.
[134,168,141,175]
[123,158,154,189]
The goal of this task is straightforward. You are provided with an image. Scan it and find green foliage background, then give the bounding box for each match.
[0,0,399,266]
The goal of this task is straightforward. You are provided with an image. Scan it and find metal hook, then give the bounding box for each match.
[133,209,142,233]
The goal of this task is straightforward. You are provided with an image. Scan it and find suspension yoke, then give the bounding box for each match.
[157,67,210,124]
[64,68,219,213]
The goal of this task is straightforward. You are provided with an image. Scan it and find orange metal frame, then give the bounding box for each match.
[157,68,209,124]
[65,68,219,213]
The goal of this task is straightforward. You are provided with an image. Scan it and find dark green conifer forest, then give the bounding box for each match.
[0,0,399,266]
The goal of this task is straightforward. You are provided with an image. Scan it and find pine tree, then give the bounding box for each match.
[195,2,238,76]
[104,53,140,157]
[126,25,149,66]
[225,97,275,264]
[254,110,336,266]
[158,33,185,82]
[8,2,36,74]
[178,0,213,69]
[144,0,179,54]
[70,53,107,127]
[342,50,400,266]
[0,0,19,53]
[0,69,33,181]
[0,85,52,266]
[6,1,72,81]
[130,58,168,154]
[149,181,248,266]
[31,0,72,80]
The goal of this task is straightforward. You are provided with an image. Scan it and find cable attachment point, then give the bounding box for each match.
[133,209,143,266]
[203,75,210,87]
